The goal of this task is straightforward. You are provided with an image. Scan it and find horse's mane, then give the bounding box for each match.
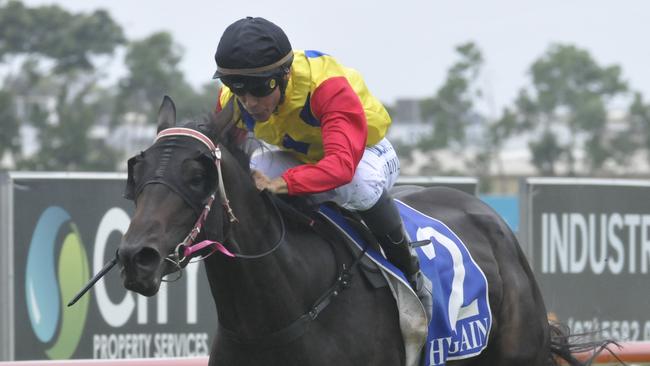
[176,113,252,173]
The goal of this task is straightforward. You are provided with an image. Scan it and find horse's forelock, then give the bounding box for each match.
[174,114,252,173]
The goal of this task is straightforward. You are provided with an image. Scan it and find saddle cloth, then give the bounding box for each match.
[318,200,492,366]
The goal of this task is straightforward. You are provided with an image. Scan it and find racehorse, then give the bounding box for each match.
[117,96,611,366]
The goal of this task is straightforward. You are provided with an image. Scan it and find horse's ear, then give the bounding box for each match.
[213,98,238,139]
[157,96,177,133]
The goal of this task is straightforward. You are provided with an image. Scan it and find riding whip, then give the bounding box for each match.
[67,255,118,307]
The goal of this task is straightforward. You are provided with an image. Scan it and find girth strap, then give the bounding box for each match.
[217,262,357,348]
[216,195,367,348]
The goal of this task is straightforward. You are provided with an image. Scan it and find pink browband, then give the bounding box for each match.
[155,127,217,151]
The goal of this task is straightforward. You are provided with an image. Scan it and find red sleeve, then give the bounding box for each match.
[281,77,367,195]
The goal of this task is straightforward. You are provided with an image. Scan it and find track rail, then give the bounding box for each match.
[2,342,650,365]
[571,341,650,364]
[0,358,208,365]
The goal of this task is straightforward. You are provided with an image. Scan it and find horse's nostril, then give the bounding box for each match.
[134,247,162,270]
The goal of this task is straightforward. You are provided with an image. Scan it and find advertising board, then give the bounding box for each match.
[0,172,217,361]
[520,178,650,341]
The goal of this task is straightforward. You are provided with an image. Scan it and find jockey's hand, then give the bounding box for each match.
[251,170,288,194]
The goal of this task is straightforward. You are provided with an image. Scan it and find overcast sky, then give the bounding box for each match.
[22,0,650,115]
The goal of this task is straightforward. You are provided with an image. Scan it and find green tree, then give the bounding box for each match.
[193,82,220,114]
[0,1,124,71]
[482,107,518,188]
[12,65,121,171]
[114,32,212,125]
[629,93,650,162]
[419,42,484,150]
[514,44,628,175]
[1,1,125,171]
[0,90,20,161]
[529,130,563,175]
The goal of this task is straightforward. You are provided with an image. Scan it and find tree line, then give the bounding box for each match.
[394,42,650,179]
[1,1,649,179]
[0,1,216,171]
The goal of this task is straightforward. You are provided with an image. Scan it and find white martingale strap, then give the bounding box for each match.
[155,127,217,152]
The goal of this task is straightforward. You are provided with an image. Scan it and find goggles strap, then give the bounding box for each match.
[216,51,293,76]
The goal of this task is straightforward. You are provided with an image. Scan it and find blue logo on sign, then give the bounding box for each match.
[25,206,90,359]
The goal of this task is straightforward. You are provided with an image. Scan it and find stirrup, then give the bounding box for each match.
[410,239,431,248]
[409,272,433,322]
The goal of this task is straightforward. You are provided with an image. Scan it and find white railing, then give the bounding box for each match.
[3,342,650,366]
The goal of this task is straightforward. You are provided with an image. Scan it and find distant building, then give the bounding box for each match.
[1,94,59,168]
[106,112,157,161]
[397,105,650,191]
[4,94,156,171]
[387,98,433,145]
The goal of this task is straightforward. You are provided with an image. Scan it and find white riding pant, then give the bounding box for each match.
[250,138,400,211]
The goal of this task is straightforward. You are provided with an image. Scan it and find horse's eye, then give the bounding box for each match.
[182,158,211,192]
[189,174,205,189]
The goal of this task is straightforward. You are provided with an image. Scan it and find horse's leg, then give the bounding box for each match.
[467,211,551,366]
[300,270,406,366]
[207,270,405,366]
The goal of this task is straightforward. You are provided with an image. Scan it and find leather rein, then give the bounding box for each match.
[154,128,289,276]
[71,126,365,348]
[156,128,366,347]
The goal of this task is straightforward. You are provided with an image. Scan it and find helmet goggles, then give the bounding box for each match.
[221,75,279,98]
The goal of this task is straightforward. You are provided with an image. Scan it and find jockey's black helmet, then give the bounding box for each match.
[212,17,293,79]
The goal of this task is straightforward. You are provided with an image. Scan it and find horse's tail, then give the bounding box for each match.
[548,321,622,366]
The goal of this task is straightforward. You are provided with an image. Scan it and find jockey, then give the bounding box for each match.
[213,16,432,316]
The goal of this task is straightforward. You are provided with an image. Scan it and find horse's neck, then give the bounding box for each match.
[203,166,334,336]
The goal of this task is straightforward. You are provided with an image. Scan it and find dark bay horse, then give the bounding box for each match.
[117,96,608,366]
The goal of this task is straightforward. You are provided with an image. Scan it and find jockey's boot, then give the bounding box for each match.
[359,190,433,322]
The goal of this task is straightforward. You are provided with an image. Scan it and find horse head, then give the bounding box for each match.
[118,96,241,296]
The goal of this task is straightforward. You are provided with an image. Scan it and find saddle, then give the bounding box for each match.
[272,194,428,366]
[272,194,388,289]
[273,192,494,366]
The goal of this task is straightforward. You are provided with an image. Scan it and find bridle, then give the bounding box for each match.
[70,121,362,347]
[151,127,289,280]
[68,125,364,349]
[152,127,237,277]
[68,126,289,304]
[152,128,362,346]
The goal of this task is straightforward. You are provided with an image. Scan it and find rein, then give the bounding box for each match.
[70,126,360,346]
[155,128,363,345]
[218,197,369,348]
[154,128,289,278]
[68,127,288,303]
[165,189,288,276]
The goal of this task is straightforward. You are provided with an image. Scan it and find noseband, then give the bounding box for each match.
[68,126,289,305]
[152,128,237,275]
[72,127,363,348]
[152,128,288,280]
[154,129,363,347]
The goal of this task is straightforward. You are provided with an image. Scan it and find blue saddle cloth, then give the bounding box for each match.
[319,200,492,366]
